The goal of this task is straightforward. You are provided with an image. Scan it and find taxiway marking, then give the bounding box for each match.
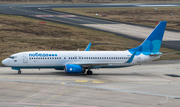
[16,87,52,104]
[76,80,88,82]
[36,83,87,107]
[92,81,105,83]
[0,75,180,85]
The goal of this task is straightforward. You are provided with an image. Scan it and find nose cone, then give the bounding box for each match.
[2,59,8,66]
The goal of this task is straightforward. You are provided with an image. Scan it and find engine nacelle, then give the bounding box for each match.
[64,64,83,73]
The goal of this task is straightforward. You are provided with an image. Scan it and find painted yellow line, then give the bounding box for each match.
[61,82,65,84]
[92,81,105,83]
[75,80,88,82]
[35,83,86,107]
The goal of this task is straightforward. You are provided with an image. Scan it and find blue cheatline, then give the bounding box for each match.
[128,21,167,55]
[126,52,136,63]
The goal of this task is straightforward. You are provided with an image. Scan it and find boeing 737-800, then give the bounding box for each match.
[2,21,167,75]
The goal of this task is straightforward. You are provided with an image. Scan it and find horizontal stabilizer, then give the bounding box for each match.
[149,52,179,56]
[149,52,162,56]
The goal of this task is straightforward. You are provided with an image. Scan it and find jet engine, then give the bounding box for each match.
[64,64,83,73]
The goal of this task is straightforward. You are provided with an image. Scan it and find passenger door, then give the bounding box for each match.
[23,53,28,63]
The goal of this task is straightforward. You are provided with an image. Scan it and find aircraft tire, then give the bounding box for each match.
[18,70,21,74]
[87,70,93,75]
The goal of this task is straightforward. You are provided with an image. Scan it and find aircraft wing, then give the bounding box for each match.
[67,62,124,68]
[66,52,136,68]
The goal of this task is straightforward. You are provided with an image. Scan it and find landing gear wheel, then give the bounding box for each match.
[18,70,21,74]
[87,70,93,75]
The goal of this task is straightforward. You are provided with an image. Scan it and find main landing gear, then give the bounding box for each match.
[87,70,93,75]
[18,70,21,74]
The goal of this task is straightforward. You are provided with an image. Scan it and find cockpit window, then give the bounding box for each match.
[9,56,17,59]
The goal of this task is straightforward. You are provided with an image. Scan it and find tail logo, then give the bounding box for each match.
[128,21,167,56]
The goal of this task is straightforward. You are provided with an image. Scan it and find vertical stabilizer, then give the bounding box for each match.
[129,21,167,55]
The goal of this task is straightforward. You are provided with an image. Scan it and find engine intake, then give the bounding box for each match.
[65,64,83,73]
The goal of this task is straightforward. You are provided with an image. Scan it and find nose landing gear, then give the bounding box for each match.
[18,70,21,74]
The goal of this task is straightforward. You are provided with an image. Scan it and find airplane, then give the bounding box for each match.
[2,21,167,75]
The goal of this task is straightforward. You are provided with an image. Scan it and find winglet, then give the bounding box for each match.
[126,52,136,63]
[85,43,91,51]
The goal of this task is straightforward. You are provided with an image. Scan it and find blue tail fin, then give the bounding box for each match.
[128,21,167,55]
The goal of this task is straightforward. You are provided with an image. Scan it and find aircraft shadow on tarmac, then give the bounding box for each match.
[1,72,149,77]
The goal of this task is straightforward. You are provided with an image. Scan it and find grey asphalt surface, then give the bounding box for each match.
[0,3,180,51]
[0,60,180,107]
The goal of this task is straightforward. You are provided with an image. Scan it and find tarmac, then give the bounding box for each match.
[0,60,180,107]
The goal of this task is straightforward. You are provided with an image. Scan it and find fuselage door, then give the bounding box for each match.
[137,56,141,63]
[23,53,28,63]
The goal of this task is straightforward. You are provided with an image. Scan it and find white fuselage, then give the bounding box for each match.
[2,51,160,70]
